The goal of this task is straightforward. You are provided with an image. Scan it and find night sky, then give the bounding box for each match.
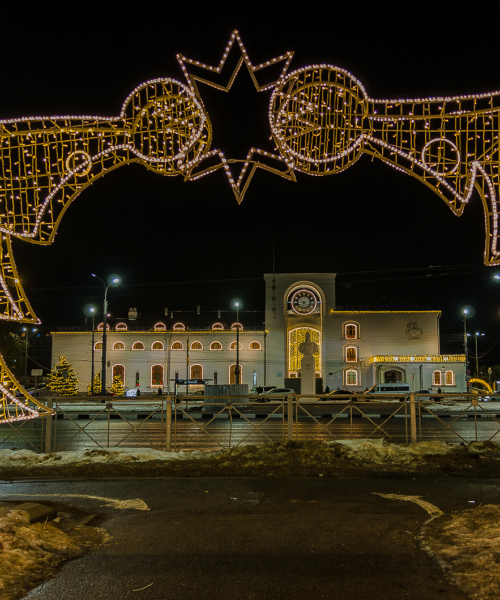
[2,3,500,364]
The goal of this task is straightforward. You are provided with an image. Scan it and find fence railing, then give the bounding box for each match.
[0,393,499,453]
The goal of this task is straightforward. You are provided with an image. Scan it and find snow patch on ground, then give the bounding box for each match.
[0,508,108,600]
[422,504,500,600]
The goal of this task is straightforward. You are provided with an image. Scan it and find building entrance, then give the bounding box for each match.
[384,370,403,383]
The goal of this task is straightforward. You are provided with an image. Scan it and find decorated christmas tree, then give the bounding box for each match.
[87,372,102,395]
[109,374,124,396]
[48,355,80,396]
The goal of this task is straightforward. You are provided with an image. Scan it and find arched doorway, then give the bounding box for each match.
[384,369,403,383]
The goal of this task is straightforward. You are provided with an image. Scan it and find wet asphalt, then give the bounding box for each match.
[2,476,499,600]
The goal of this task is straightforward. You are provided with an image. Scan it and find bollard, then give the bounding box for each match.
[166,396,172,451]
[287,395,293,440]
[409,393,417,444]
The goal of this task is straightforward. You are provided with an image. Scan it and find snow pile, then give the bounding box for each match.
[0,447,211,467]
[0,440,499,478]
[422,504,500,600]
[0,508,108,600]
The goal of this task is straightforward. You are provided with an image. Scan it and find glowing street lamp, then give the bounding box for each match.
[467,332,485,377]
[92,274,120,396]
[463,308,470,386]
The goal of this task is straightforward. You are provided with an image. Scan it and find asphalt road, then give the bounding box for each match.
[3,476,500,599]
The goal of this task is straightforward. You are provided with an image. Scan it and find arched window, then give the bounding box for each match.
[445,370,455,385]
[151,341,164,350]
[212,322,224,331]
[229,364,243,384]
[153,322,166,331]
[231,322,243,331]
[433,371,442,385]
[94,342,103,350]
[115,322,128,331]
[132,341,145,351]
[151,364,164,386]
[344,369,359,386]
[345,346,358,362]
[171,341,184,350]
[249,341,261,350]
[229,341,242,350]
[97,322,110,331]
[190,341,203,350]
[173,322,185,331]
[210,341,222,351]
[113,364,125,382]
[190,364,203,380]
[344,323,359,339]
[113,341,125,350]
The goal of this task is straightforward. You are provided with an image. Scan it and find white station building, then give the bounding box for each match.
[51,273,466,394]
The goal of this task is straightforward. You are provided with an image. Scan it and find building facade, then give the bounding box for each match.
[51,273,466,394]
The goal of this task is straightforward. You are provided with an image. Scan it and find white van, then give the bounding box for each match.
[365,383,411,400]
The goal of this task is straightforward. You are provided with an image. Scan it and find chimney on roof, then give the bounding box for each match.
[128,307,138,321]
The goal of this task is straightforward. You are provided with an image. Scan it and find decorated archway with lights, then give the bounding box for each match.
[0,30,499,421]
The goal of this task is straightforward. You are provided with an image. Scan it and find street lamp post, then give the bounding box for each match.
[231,299,242,385]
[472,332,485,377]
[92,274,120,396]
[463,308,469,388]
[84,304,97,394]
[22,326,37,386]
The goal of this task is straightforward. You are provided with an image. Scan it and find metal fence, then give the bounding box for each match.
[1,393,499,453]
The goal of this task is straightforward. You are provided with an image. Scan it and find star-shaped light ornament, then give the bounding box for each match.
[176,30,297,203]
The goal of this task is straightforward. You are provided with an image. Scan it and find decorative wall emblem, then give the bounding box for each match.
[405,322,423,340]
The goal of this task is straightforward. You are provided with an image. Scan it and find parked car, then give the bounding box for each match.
[480,391,500,401]
[259,388,296,402]
[320,389,355,401]
[249,385,277,395]
[364,383,411,401]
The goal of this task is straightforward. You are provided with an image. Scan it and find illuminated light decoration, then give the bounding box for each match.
[151,341,164,350]
[97,323,110,331]
[115,322,128,331]
[230,322,244,331]
[94,342,103,350]
[1,31,498,421]
[249,341,262,350]
[172,322,186,331]
[153,322,166,331]
[112,341,125,350]
[269,63,500,266]
[210,341,222,350]
[229,341,242,350]
[290,288,317,315]
[433,370,442,386]
[445,370,455,386]
[171,341,184,350]
[132,341,145,350]
[468,378,492,393]
[370,355,465,363]
[229,364,243,384]
[212,323,224,330]
[289,327,321,374]
[190,341,203,350]
[0,353,52,423]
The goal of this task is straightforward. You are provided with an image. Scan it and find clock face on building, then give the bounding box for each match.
[291,289,317,315]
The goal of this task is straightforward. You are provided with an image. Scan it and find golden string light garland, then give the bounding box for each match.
[0,30,498,421]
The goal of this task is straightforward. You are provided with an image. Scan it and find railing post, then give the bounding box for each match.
[287,394,293,440]
[166,395,172,451]
[409,393,417,444]
[43,397,53,453]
